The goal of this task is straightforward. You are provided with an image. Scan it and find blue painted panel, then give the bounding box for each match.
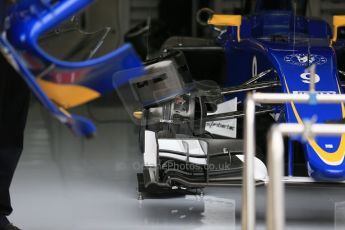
[214,0,345,181]
[260,41,345,181]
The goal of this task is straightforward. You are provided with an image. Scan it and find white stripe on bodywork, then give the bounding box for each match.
[144,130,158,167]
[159,152,207,165]
[158,139,208,156]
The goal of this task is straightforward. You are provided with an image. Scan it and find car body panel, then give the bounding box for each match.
[215,0,345,181]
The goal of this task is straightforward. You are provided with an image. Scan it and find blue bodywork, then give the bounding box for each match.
[216,0,345,181]
[0,0,144,137]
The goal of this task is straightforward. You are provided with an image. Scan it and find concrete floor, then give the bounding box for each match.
[7,101,345,229]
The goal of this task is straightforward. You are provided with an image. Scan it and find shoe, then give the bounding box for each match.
[0,217,21,230]
[1,223,21,230]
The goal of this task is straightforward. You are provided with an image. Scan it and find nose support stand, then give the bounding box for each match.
[242,92,345,230]
[266,122,345,230]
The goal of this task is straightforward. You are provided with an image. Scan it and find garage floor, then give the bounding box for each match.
[8,101,345,230]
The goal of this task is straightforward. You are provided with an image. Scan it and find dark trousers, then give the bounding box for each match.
[0,55,30,216]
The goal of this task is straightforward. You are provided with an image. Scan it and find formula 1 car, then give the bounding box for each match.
[0,0,144,137]
[116,0,345,195]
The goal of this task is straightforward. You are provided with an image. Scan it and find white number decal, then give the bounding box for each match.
[300,73,320,84]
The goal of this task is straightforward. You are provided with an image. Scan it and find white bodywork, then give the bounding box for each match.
[205,98,237,138]
[143,131,268,181]
[236,155,268,181]
[143,130,158,167]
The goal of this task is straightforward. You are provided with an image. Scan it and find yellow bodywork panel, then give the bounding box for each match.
[208,15,242,41]
[37,79,101,109]
[333,15,345,42]
[133,111,144,120]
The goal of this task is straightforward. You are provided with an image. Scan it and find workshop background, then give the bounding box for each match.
[10,0,345,230]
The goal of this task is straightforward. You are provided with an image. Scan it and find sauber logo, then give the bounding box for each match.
[284,54,327,66]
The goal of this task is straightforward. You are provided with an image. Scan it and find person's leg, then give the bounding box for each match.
[0,55,30,223]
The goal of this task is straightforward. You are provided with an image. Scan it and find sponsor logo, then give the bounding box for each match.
[325,144,334,149]
[284,54,327,66]
[206,121,235,131]
[292,91,336,95]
